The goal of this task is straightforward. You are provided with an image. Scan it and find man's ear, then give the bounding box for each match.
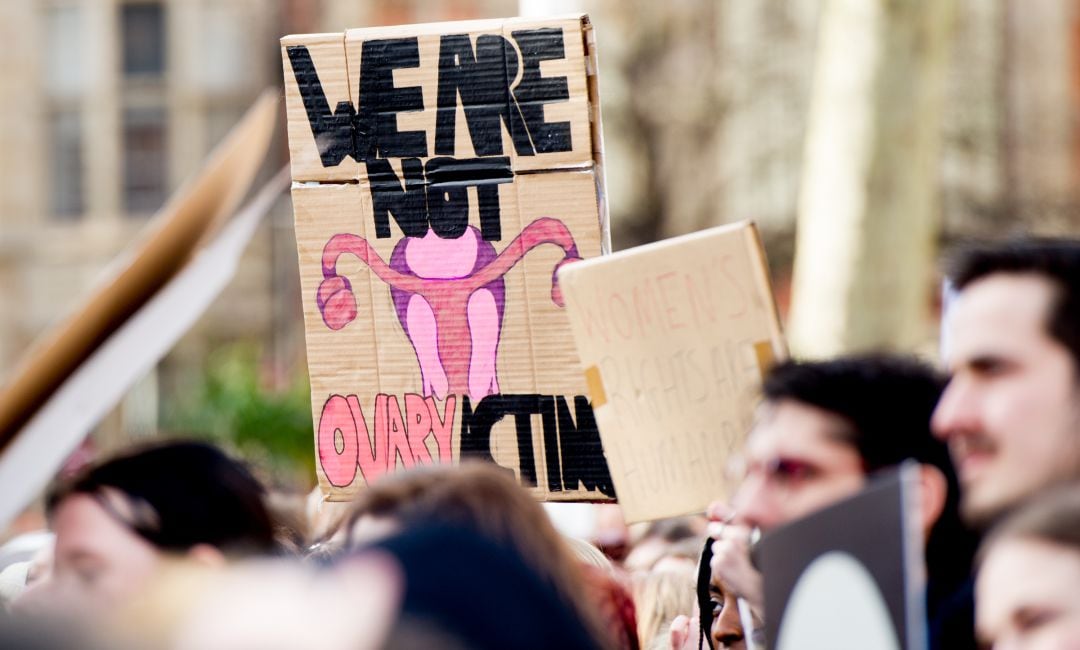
[186,544,227,569]
[917,464,948,539]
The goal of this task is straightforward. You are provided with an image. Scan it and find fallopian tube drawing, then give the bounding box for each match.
[316,218,581,401]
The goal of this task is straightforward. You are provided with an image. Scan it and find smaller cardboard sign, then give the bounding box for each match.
[757,464,927,650]
[557,221,786,522]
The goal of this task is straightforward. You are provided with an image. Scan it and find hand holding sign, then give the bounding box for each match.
[708,523,764,615]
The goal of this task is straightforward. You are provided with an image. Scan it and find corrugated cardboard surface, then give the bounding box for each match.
[282,15,594,182]
[283,15,613,501]
[281,33,359,182]
[557,222,788,522]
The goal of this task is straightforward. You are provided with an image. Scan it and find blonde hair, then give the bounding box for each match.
[564,536,614,572]
[341,463,614,649]
[632,566,696,649]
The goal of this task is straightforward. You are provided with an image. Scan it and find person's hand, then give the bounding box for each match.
[705,501,734,523]
[669,614,705,650]
[706,521,764,616]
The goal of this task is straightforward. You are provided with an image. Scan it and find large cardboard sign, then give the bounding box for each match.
[281,16,613,501]
[557,222,786,522]
[757,464,927,650]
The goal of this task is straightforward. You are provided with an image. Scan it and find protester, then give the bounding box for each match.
[632,564,697,649]
[694,541,745,650]
[0,532,52,609]
[339,462,632,649]
[0,613,89,650]
[370,523,606,650]
[623,517,707,573]
[975,484,1080,648]
[708,355,978,650]
[567,535,618,571]
[1,535,53,612]
[103,554,402,650]
[19,440,277,619]
[934,238,1080,529]
[264,490,310,557]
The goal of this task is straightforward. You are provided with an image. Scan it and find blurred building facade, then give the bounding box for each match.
[0,0,512,447]
[1,0,1079,445]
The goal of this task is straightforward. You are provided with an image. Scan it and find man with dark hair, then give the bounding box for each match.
[933,238,1080,529]
[732,356,953,528]
[705,356,977,650]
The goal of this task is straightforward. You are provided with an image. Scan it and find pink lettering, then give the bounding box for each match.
[382,394,416,470]
[317,395,359,488]
[427,395,456,463]
[404,394,435,464]
[316,393,459,487]
[719,254,749,318]
[608,291,634,340]
[349,394,386,484]
[656,271,686,331]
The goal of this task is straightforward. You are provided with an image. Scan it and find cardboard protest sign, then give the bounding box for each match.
[557,222,786,522]
[757,463,927,650]
[0,92,278,450]
[0,172,287,531]
[282,15,614,501]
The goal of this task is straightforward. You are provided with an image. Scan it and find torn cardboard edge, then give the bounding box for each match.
[0,92,279,450]
[580,17,612,256]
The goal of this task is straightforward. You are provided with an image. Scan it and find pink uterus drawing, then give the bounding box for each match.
[316,218,581,401]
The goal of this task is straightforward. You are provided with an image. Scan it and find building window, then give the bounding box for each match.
[197,6,248,93]
[48,110,84,219]
[197,4,259,162]
[121,2,165,77]
[120,1,167,215]
[43,4,85,219]
[123,108,167,213]
[44,5,85,96]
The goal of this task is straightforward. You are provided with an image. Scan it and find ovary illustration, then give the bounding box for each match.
[317,218,581,401]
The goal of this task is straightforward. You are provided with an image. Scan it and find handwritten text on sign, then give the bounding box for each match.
[558,222,786,522]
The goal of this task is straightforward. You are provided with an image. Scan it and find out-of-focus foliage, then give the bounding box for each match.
[160,343,314,491]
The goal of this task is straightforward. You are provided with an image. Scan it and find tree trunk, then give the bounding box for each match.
[788,0,955,357]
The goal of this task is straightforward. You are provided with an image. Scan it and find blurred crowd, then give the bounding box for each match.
[1,237,1079,650]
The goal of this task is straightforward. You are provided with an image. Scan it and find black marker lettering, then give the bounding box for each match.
[358,37,428,159]
[435,34,535,157]
[511,28,572,154]
[286,46,358,166]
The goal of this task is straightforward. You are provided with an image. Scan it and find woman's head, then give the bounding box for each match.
[697,539,745,650]
[976,485,1080,649]
[343,463,581,582]
[632,565,695,648]
[42,441,276,614]
[341,463,618,648]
